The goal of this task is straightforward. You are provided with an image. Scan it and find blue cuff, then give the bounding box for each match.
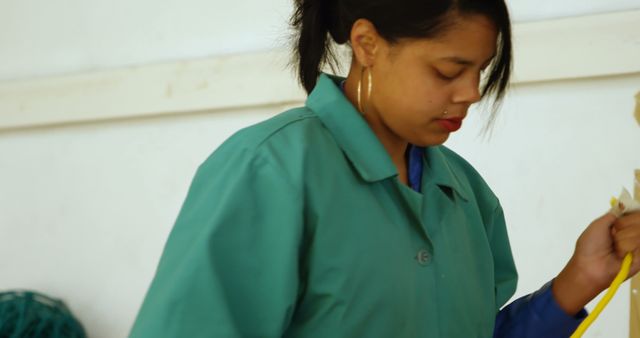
[494,280,588,338]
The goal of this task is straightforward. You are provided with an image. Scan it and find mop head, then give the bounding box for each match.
[610,188,640,217]
[0,291,86,338]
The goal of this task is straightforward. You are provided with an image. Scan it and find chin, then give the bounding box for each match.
[412,133,450,147]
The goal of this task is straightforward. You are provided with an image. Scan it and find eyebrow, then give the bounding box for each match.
[439,54,496,67]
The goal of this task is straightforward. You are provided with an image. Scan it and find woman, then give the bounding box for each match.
[130,0,640,337]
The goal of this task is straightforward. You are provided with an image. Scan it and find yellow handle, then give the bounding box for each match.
[570,253,633,337]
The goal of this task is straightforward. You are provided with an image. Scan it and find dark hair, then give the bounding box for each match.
[290,0,512,107]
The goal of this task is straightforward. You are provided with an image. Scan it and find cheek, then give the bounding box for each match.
[371,62,449,123]
[396,85,449,120]
[398,70,450,113]
[420,78,451,109]
[375,87,444,124]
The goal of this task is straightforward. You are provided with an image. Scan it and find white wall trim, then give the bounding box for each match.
[1,10,639,131]
[512,10,640,83]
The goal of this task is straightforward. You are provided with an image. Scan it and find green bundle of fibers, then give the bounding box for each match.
[0,291,86,338]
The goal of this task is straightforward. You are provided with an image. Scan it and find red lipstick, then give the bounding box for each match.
[437,118,463,132]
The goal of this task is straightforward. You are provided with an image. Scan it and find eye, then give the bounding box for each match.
[436,70,459,81]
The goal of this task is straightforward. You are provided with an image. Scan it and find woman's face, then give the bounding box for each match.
[364,14,498,146]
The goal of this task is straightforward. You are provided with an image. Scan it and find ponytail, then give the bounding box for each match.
[290,0,339,94]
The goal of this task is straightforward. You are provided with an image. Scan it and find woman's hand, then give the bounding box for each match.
[552,212,640,315]
[575,212,640,288]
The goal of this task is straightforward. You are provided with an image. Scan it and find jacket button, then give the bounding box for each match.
[416,249,432,266]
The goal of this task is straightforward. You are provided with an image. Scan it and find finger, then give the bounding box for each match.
[613,220,640,241]
[601,212,619,223]
[613,212,640,231]
[615,243,628,260]
[613,228,640,259]
[591,212,618,231]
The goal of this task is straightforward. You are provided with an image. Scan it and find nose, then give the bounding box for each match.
[452,74,482,104]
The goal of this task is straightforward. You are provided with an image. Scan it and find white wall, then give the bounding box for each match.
[0,0,638,81]
[507,0,640,21]
[0,0,293,81]
[1,2,639,338]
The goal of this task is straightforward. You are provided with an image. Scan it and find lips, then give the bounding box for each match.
[437,117,464,132]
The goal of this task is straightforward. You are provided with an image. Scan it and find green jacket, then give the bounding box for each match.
[130,73,518,338]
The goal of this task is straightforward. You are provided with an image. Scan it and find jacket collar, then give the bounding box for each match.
[306,73,397,182]
[424,147,471,201]
[306,73,470,200]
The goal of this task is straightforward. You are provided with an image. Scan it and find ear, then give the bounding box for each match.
[350,18,384,68]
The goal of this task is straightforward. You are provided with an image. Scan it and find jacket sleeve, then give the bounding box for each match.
[130,147,304,338]
[494,281,588,338]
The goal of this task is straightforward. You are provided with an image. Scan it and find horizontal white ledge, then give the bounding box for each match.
[1,10,639,131]
[511,10,640,83]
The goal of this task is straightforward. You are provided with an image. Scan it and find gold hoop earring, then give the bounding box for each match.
[357,66,372,115]
[366,68,372,114]
[357,67,364,113]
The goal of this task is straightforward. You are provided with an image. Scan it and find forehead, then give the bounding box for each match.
[394,14,498,64]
